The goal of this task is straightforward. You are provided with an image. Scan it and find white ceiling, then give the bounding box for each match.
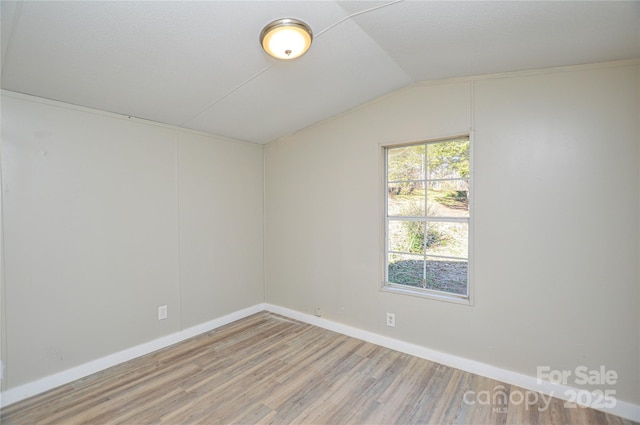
[2,1,638,144]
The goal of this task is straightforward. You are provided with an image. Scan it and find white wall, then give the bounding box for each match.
[1,92,263,389]
[264,62,640,404]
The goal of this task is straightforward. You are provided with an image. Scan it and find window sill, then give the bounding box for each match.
[381,283,472,305]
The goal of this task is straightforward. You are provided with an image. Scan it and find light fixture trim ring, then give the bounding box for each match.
[260,18,313,60]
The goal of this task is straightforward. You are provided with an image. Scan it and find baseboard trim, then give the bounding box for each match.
[0,303,265,408]
[264,304,640,422]
[3,302,638,421]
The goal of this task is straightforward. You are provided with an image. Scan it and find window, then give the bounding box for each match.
[384,136,471,302]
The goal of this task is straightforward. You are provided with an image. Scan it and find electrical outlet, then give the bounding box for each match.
[158,305,168,320]
[386,312,395,327]
[314,307,323,317]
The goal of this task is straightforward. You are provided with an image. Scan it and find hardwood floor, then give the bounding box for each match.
[1,312,635,424]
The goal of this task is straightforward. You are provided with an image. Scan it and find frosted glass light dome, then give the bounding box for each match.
[260,18,313,60]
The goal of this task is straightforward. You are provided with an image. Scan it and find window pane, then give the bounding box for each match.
[426,180,469,217]
[387,182,425,216]
[388,253,424,288]
[425,222,468,258]
[427,139,469,180]
[425,257,468,295]
[388,220,424,254]
[384,137,471,301]
[387,145,425,182]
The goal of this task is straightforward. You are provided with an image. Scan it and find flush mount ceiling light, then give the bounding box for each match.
[260,18,313,60]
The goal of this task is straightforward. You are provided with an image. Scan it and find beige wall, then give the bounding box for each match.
[1,93,264,388]
[178,131,264,328]
[264,63,640,404]
[2,61,638,406]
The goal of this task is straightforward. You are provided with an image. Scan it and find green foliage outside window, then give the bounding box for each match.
[386,137,470,297]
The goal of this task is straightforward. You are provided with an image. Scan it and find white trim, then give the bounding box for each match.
[381,284,471,305]
[412,58,640,88]
[264,59,639,148]
[0,90,262,148]
[382,136,472,304]
[264,303,640,422]
[0,303,265,408]
[2,302,638,422]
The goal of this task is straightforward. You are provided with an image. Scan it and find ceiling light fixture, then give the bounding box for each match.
[260,18,313,60]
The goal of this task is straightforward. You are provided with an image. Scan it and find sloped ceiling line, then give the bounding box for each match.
[1,1,22,77]
[318,0,404,37]
[181,64,273,127]
[180,0,405,131]
[2,1,637,144]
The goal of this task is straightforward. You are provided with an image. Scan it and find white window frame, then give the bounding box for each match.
[381,134,473,305]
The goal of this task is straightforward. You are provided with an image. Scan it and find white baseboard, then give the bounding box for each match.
[2,302,638,422]
[0,303,265,408]
[264,304,640,422]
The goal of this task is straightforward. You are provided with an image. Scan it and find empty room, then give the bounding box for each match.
[0,1,638,424]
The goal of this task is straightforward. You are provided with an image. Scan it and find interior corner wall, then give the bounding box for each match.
[264,63,640,405]
[0,92,264,389]
[0,97,6,392]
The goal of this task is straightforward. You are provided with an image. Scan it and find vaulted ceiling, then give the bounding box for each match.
[2,1,638,144]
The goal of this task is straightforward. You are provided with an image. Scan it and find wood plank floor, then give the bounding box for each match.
[1,312,636,424]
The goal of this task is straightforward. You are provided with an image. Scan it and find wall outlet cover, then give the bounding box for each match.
[386,312,395,327]
[158,305,168,320]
